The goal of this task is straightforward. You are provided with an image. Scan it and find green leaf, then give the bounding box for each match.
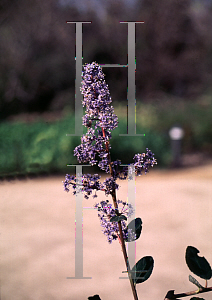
[130,256,154,284]
[110,214,127,222]
[185,246,212,280]
[190,297,205,300]
[124,218,142,242]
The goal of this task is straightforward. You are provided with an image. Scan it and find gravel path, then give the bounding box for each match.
[1,165,212,300]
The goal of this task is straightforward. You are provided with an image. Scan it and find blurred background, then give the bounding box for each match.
[0,0,212,178]
[1,2,212,300]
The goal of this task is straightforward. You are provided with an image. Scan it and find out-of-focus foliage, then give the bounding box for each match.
[136,0,212,98]
[0,0,212,121]
[0,97,211,177]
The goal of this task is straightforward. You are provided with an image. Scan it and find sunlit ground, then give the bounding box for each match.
[1,164,212,300]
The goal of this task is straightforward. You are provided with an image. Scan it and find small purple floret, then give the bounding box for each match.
[133,148,157,175]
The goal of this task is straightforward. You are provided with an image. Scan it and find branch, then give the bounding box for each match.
[164,286,212,299]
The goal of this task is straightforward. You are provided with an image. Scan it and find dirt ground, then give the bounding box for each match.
[1,164,212,300]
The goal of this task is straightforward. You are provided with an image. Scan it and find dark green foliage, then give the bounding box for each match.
[124,218,142,242]
[88,295,101,300]
[131,256,154,284]
[185,246,212,280]
[110,215,127,222]
[190,298,205,300]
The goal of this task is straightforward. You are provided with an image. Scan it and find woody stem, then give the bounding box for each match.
[101,126,139,300]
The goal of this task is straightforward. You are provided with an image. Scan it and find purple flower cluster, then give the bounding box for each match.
[63,173,121,199]
[94,200,136,244]
[110,160,128,180]
[133,148,157,175]
[103,177,119,196]
[74,62,118,171]
[63,173,103,199]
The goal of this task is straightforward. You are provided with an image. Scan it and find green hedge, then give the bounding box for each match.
[0,97,211,177]
[0,116,78,177]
